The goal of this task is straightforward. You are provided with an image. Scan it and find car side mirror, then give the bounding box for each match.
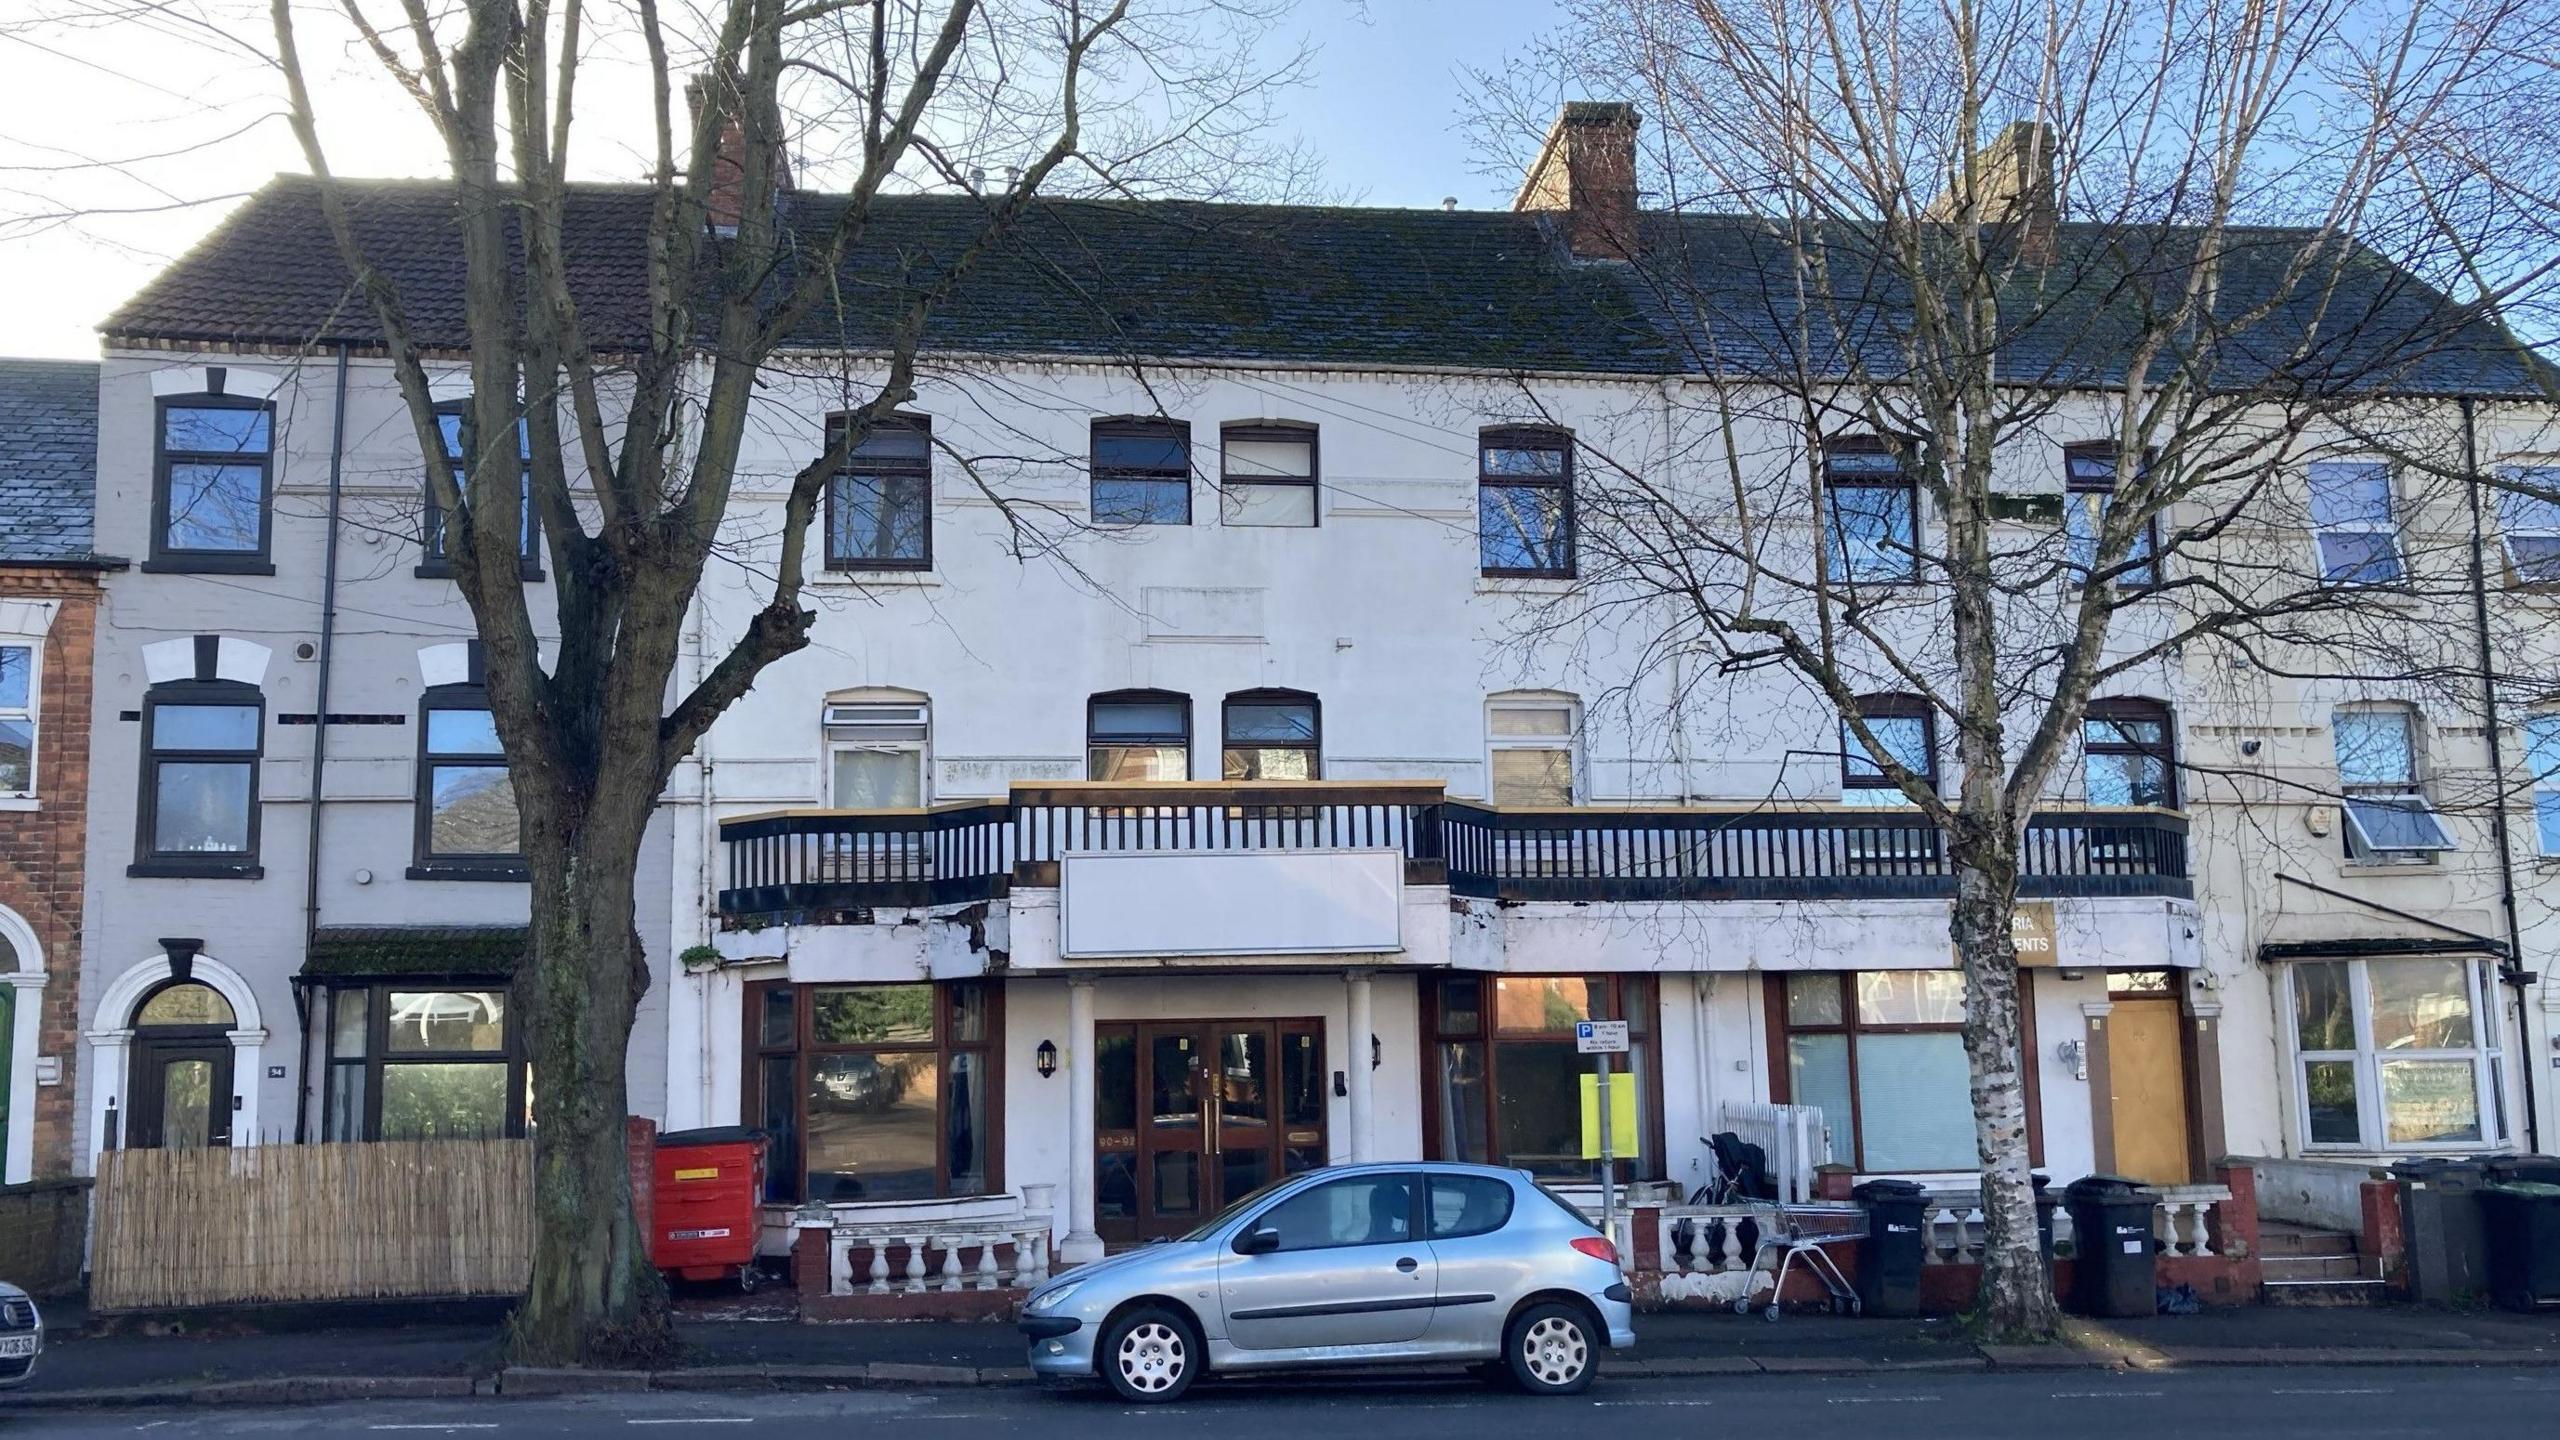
[1233,1226,1281,1256]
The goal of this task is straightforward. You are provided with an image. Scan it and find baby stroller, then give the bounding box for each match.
[1687,1132,1773,1205]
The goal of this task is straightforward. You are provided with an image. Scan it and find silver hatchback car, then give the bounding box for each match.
[1019,1162,1634,1402]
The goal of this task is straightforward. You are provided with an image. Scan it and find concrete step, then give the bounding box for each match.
[2258,1223,2358,1259]
[2263,1277,2390,1307]
[2261,1254,2367,1281]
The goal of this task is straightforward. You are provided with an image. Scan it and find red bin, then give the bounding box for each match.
[648,1126,769,1287]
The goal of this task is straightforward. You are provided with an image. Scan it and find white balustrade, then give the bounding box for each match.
[2151,1184,2231,1259]
[828,1204,1056,1297]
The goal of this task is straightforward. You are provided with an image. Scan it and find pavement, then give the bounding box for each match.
[11,1363,2560,1437]
[6,1299,2555,1411]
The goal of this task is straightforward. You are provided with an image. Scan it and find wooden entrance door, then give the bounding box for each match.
[1095,1018,1327,1244]
[130,1039,233,1150]
[2107,995,2194,1184]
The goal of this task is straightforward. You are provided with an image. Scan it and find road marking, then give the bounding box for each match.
[367,1428,501,1433]
[1592,1399,1713,1406]
[1825,1396,1941,1404]
[2272,1387,2391,1395]
[2052,1391,2164,1398]
[626,1422,755,1428]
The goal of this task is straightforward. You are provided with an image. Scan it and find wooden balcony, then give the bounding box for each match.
[716,784,2189,924]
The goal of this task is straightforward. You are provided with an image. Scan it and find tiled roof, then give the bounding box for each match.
[0,358,99,562]
[303,925,527,980]
[97,174,2553,396]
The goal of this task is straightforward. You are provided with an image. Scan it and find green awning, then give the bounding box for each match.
[302,926,527,981]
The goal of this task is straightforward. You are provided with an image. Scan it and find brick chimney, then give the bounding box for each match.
[1514,102,1641,262]
[687,77,791,236]
[1932,120,2059,265]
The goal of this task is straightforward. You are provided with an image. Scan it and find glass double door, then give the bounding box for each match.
[1096,1018,1326,1244]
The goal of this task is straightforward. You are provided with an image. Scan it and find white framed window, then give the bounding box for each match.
[2307,459,2404,584]
[2526,713,2560,856]
[0,639,35,799]
[1220,424,1317,528]
[1486,695,1579,806]
[2289,956,2506,1152]
[2496,466,2560,583]
[823,694,929,808]
[2331,707,2454,860]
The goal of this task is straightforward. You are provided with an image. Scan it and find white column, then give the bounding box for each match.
[1059,978,1103,1264]
[1346,972,1374,1164]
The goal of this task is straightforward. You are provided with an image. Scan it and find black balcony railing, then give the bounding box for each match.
[716,784,2189,923]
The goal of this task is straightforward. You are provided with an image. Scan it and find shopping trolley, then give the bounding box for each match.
[1730,1202,1865,1322]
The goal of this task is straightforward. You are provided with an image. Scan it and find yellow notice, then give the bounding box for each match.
[673,1167,721,1182]
[1577,1072,1638,1158]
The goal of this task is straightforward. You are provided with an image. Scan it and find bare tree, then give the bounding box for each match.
[1471,0,2559,1340]
[249,0,1303,1365]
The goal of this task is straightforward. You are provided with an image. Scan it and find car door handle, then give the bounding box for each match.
[1395,1256,1418,1273]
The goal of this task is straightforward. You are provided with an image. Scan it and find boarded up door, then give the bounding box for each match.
[2108,997,2193,1185]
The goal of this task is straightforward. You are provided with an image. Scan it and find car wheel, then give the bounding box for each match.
[1504,1302,1598,1396]
[1102,1305,1200,1404]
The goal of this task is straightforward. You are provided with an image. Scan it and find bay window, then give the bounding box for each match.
[745,980,1000,1204]
[1774,970,2024,1173]
[2289,956,2506,1151]
[1425,974,1657,1182]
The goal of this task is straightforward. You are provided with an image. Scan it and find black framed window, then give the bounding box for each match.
[1426,974,1657,1182]
[413,685,523,879]
[1089,689,1191,781]
[1841,694,1936,806]
[134,679,263,877]
[150,391,274,573]
[1219,423,1318,527]
[1824,436,1920,584]
[1222,690,1319,780]
[826,414,933,570]
[1478,427,1574,577]
[2063,444,2160,588]
[1092,419,1192,526]
[321,984,524,1142]
[743,980,1000,1203]
[2083,698,2178,807]
[1777,971,2016,1172]
[422,401,540,579]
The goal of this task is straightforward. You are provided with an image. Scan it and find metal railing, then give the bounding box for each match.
[718,785,2191,922]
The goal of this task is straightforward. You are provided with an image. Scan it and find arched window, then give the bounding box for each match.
[415,673,523,877]
[1088,690,1190,781]
[1841,694,1935,805]
[2083,698,2178,807]
[134,677,264,876]
[1222,690,1320,780]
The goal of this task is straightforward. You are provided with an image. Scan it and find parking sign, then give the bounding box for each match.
[1574,1019,1630,1054]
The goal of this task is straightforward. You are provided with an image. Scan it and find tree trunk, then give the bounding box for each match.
[1950,849,2060,1342]
[507,811,674,1367]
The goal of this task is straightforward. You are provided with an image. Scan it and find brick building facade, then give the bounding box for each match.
[0,357,105,1183]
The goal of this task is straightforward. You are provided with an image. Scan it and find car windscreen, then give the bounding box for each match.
[1175,1173,1302,1243]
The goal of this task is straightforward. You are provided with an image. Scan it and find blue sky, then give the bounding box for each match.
[1281,0,1557,208]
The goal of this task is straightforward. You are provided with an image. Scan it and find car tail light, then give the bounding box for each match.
[1570,1235,1618,1265]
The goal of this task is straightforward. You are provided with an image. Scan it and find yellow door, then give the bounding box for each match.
[2108,998,2193,1185]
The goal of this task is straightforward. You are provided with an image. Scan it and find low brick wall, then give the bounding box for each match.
[791,1226,1024,1321]
[0,1177,90,1297]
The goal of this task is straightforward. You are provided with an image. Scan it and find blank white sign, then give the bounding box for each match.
[1060,848,1404,958]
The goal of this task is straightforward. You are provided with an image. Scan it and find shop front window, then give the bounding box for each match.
[1426,974,1656,1182]
[320,984,523,1141]
[2290,956,2504,1151]
[745,980,999,1203]
[1776,971,1994,1173]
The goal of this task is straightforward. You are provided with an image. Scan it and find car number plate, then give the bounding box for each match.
[0,1336,36,1357]
[669,1227,730,1241]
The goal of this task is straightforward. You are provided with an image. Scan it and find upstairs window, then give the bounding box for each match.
[1088,690,1190,781]
[2496,467,2560,584]
[1091,419,1192,526]
[2333,707,2454,859]
[1487,695,1578,806]
[2527,713,2560,856]
[136,679,264,876]
[1842,695,1936,806]
[824,694,930,807]
[2063,445,2159,588]
[1478,427,1573,577]
[2308,460,2404,584]
[1220,424,1318,528]
[423,401,540,578]
[0,641,33,798]
[826,414,933,570]
[152,392,274,572]
[1222,691,1320,780]
[2083,698,2178,808]
[415,685,522,878]
[1824,437,1920,584]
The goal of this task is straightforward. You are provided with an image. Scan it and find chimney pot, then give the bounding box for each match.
[1514,101,1641,261]
[1931,120,2059,265]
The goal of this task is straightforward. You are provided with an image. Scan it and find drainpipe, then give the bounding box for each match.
[2462,395,2540,1153]
[294,345,353,1145]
